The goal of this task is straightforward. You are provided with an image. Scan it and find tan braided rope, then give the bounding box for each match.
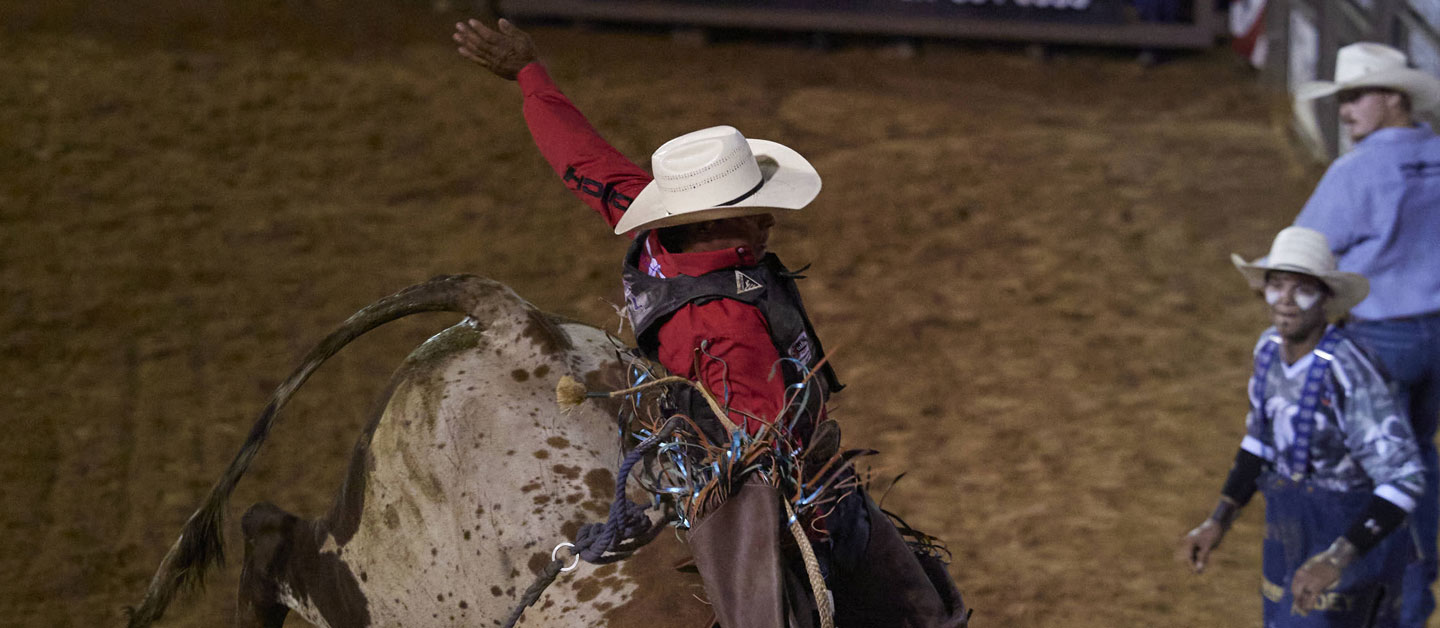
[784,499,834,628]
[556,374,740,434]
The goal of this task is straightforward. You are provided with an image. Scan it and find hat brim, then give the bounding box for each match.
[1296,67,1440,111]
[613,139,822,235]
[1230,253,1370,317]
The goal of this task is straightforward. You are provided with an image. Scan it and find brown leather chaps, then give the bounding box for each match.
[688,482,807,628]
[827,494,970,628]
[687,482,969,628]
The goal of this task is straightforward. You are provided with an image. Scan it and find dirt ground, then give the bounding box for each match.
[1,3,1388,626]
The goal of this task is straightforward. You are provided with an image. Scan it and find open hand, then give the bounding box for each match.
[454,18,538,81]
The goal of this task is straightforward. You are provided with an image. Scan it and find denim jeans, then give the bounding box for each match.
[1261,474,1410,627]
[1345,314,1440,628]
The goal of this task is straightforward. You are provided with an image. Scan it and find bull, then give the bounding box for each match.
[126,274,711,627]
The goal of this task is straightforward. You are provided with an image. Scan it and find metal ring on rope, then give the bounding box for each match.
[551,542,581,573]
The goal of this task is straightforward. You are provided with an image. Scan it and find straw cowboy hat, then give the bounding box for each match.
[1231,226,1369,317]
[1296,42,1440,111]
[613,125,822,235]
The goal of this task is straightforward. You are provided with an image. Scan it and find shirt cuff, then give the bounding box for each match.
[1375,483,1418,513]
[1241,435,1276,461]
[517,62,551,96]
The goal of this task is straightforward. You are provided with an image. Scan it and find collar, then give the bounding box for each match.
[1356,121,1434,146]
[1277,324,1337,375]
[643,231,761,278]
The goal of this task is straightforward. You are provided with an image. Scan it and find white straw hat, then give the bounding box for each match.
[1231,226,1369,317]
[1295,42,1440,111]
[613,126,822,235]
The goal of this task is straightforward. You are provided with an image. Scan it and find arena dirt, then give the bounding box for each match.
[1,5,1374,626]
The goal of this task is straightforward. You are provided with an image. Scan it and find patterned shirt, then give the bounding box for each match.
[1240,326,1424,510]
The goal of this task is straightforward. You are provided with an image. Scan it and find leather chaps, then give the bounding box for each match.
[687,481,969,627]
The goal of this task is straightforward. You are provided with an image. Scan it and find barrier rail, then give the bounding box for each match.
[497,0,1219,49]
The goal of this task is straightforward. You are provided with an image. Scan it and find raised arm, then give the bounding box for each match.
[455,18,652,230]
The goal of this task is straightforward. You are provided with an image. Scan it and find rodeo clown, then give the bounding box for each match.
[454,17,968,628]
[1180,226,1425,626]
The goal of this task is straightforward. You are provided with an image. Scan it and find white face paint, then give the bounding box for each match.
[1264,283,1323,311]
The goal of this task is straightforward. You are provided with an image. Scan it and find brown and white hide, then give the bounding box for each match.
[276,318,706,627]
[127,276,710,628]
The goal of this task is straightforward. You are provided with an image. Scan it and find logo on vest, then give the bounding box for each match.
[788,332,813,365]
[735,271,763,294]
[623,281,649,324]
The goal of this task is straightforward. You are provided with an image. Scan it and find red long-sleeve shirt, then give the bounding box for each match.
[517,63,787,432]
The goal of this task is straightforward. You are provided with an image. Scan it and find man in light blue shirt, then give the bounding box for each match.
[1294,42,1440,628]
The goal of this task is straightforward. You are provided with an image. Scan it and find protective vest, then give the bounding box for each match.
[620,235,843,439]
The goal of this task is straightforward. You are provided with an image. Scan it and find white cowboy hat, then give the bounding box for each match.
[1230,226,1369,317]
[1295,42,1440,111]
[613,125,821,235]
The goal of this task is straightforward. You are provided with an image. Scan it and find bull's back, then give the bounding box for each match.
[322,315,658,626]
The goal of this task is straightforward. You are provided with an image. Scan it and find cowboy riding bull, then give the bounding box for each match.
[126,272,968,627]
[449,15,968,626]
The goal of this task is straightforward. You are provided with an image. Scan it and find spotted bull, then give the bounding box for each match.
[126,275,709,627]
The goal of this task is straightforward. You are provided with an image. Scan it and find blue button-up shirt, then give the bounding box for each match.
[1295,123,1440,320]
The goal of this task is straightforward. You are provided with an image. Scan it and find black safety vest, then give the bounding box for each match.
[620,235,843,439]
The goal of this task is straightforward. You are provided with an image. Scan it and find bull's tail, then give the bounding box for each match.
[126,274,528,627]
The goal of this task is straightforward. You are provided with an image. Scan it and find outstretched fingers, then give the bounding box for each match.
[454,21,500,61]
[455,19,500,49]
[497,18,523,36]
[452,18,536,80]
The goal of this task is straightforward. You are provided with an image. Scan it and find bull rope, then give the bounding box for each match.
[499,558,563,628]
[501,406,691,625]
[558,373,740,434]
[499,413,685,628]
[786,499,836,628]
[545,368,844,628]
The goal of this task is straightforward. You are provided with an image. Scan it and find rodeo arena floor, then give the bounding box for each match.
[0,4,1373,627]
